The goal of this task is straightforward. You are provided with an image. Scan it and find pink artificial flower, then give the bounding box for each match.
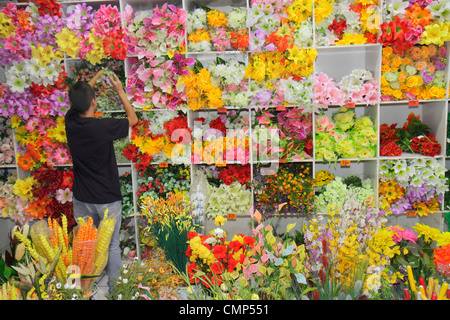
[389,226,418,244]
[257,112,274,125]
[56,188,73,204]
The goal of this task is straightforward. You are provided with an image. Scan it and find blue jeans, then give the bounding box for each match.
[73,198,122,292]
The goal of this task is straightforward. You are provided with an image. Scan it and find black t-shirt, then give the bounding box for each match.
[65,108,129,204]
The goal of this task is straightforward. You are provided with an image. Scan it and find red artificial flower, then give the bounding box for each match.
[164,114,191,144]
[380,140,402,156]
[122,144,140,163]
[328,18,347,39]
[378,16,414,53]
[35,0,62,17]
[230,29,249,52]
[209,117,227,134]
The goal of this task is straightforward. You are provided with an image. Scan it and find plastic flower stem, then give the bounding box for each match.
[438,282,448,300]
[407,265,416,292]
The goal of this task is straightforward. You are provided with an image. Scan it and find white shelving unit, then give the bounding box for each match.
[0,0,449,254]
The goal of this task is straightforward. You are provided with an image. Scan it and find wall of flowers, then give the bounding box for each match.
[0,0,449,250]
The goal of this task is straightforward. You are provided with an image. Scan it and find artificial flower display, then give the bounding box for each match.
[135,164,191,202]
[315,107,377,161]
[314,0,381,46]
[122,111,191,167]
[314,171,375,214]
[380,0,450,53]
[186,215,256,288]
[196,164,251,217]
[123,4,193,111]
[313,69,380,109]
[381,45,447,101]
[380,112,441,157]
[0,117,14,165]
[191,111,250,165]
[379,158,447,217]
[186,7,248,52]
[253,107,313,161]
[13,116,70,171]
[253,162,314,219]
[65,61,125,112]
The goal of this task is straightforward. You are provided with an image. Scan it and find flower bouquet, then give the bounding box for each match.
[61,3,128,63]
[380,45,447,101]
[13,116,71,171]
[206,58,249,109]
[66,60,125,112]
[140,192,194,273]
[122,111,191,168]
[247,0,313,53]
[313,69,380,109]
[315,107,377,161]
[379,158,447,217]
[135,164,191,202]
[380,44,447,101]
[314,170,375,214]
[380,112,441,157]
[245,48,317,83]
[191,111,250,165]
[185,215,256,289]
[123,4,187,58]
[0,117,15,165]
[186,7,248,52]
[315,0,380,46]
[253,107,313,161]
[253,162,314,219]
[380,0,450,53]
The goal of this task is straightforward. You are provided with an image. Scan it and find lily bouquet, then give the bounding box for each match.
[381,45,447,101]
[198,164,252,216]
[313,69,380,109]
[253,107,313,162]
[380,0,450,53]
[315,107,378,161]
[379,158,447,217]
[315,0,380,46]
[135,164,191,202]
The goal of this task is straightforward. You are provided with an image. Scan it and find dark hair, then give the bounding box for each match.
[68,81,96,114]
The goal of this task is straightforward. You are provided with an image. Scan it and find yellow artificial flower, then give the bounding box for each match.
[419,22,449,46]
[413,223,441,243]
[13,176,37,200]
[55,27,81,59]
[0,13,16,38]
[207,10,228,28]
[314,0,334,24]
[335,33,367,45]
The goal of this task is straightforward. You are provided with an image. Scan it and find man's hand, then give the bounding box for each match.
[109,73,124,94]
[87,69,105,87]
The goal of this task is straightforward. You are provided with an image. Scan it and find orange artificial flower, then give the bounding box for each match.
[405,3,431,28]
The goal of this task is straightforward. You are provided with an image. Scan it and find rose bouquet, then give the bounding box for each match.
[191,111,250,165]
[186,7,248,52]
[380,112,441,157]
[313,69,380,109]
[378,158,447,217]
[122,111,191,168]
[314,170,375,214]
[253,162,314,219]
[315,107,377,161]
[253,107,313,161]
[315,0,380,46]
[381,45,447,101]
